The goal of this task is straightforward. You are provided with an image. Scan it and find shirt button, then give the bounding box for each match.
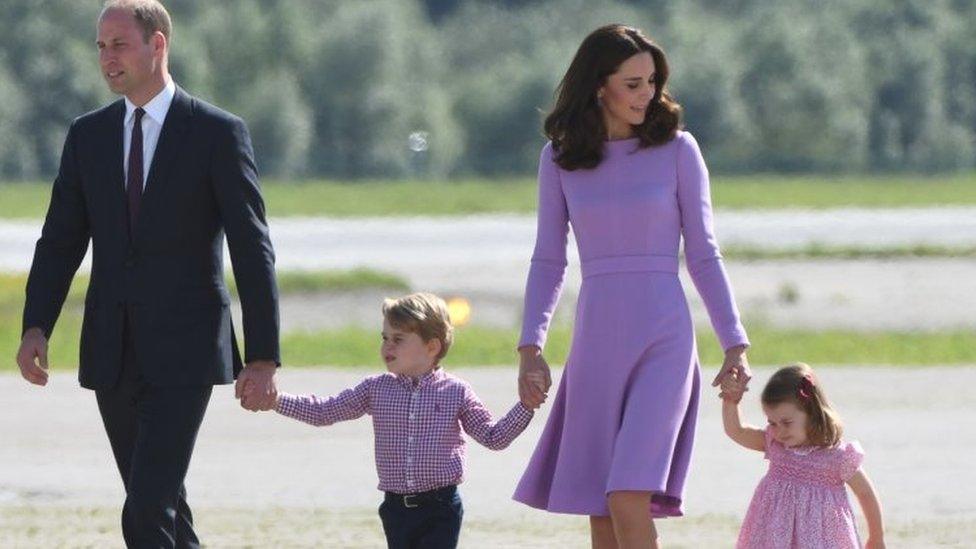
[409,414,415,420]
[408,436,414,442]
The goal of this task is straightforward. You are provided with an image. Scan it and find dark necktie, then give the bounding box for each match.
[127,107,145,234]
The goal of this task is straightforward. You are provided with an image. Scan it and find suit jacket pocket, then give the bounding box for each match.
[134,301,234,386]
[79,300,125,389]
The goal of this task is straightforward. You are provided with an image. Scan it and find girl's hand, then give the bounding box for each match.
[865,537,886,549]
[712,344,751,388]
[518,346,551,409]
[719,369,748,403]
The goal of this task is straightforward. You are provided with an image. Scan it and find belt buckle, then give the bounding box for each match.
[403,494,419,508]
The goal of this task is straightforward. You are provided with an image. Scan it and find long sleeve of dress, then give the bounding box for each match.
[518,143,570,350]
[675,133,749,351]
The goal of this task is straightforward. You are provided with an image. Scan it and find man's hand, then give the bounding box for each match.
[235,360,278,411]
[16,327,49,386]
[518,346,551,409]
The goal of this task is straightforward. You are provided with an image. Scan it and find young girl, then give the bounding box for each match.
[720,363,886,548]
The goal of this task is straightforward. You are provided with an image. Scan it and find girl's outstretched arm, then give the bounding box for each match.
[847,468,886,548]
[720,374,764,451]
[721,395,765,451]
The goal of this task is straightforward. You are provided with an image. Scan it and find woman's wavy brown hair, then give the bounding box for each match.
[544,24,682,171]
[761,363,844,448]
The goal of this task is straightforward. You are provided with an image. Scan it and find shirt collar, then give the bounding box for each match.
[396,367,443,390]
[124,78,176,126]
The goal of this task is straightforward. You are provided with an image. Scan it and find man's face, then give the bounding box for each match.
[96,8,160,100]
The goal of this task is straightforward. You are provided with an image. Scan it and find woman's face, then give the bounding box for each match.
[597,51,656,139]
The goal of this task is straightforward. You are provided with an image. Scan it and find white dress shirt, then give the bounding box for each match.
[123,79,176,191]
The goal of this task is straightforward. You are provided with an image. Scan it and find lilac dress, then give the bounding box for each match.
[513,132,749,517]
[737,427,865,548]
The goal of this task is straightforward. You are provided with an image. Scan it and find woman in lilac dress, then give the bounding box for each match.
[513,25,751,548]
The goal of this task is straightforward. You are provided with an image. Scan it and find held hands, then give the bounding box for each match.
[16,327,50,386]
[715,345,750,403]
[719,367,749,403]
[518,345,551,410]
[713,344,750,389]
[235,360,278,411]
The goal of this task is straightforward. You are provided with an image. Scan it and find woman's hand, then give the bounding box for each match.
[518,346,552,409]
[719,368,748,403]
[712,344,750,389]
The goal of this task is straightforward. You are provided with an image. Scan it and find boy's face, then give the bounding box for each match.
[381,319,440,378]
[763,401,810,448]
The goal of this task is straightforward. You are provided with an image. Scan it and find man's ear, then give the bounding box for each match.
[152,31,167,55]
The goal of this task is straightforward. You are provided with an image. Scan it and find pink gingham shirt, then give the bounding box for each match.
[276,368,534,494]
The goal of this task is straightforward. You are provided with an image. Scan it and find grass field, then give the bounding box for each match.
[2,173,975,218]
[723,243,976,260]
[283,324,976,368]
[4,269,975,370]
[6,318,976,372]
[0,270,405,371]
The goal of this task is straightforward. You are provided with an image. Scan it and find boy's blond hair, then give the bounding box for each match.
[382,293,454,363]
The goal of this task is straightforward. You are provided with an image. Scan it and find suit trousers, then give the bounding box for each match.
[95,313,212,548]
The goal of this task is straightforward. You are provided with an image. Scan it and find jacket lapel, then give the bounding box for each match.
[133,87,193,243]
[102,100,128,233]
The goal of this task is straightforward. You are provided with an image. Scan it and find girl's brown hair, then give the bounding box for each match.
[761,363,843,447]
[544,24,682,171]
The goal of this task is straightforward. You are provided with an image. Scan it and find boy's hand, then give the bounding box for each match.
[239,378,278,411]
[237,360,278,411]
[522,371,547,409]
[518,346,551,409]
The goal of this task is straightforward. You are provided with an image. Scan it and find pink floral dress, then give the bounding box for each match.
[737,426,864,548]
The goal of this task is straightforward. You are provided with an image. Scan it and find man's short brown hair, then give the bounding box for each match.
[101,0,172,43]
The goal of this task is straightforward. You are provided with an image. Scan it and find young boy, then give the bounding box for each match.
[274,292,535,548]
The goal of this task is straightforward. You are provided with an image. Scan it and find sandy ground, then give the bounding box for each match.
[2,365,975,547]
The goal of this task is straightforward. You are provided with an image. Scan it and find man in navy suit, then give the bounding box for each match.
[16,1,280,546]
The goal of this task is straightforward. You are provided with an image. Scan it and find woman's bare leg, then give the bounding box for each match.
[607,491,659,549]
[590,515,618,549]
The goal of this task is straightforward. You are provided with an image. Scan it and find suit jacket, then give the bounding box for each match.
[23,86,280,389]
